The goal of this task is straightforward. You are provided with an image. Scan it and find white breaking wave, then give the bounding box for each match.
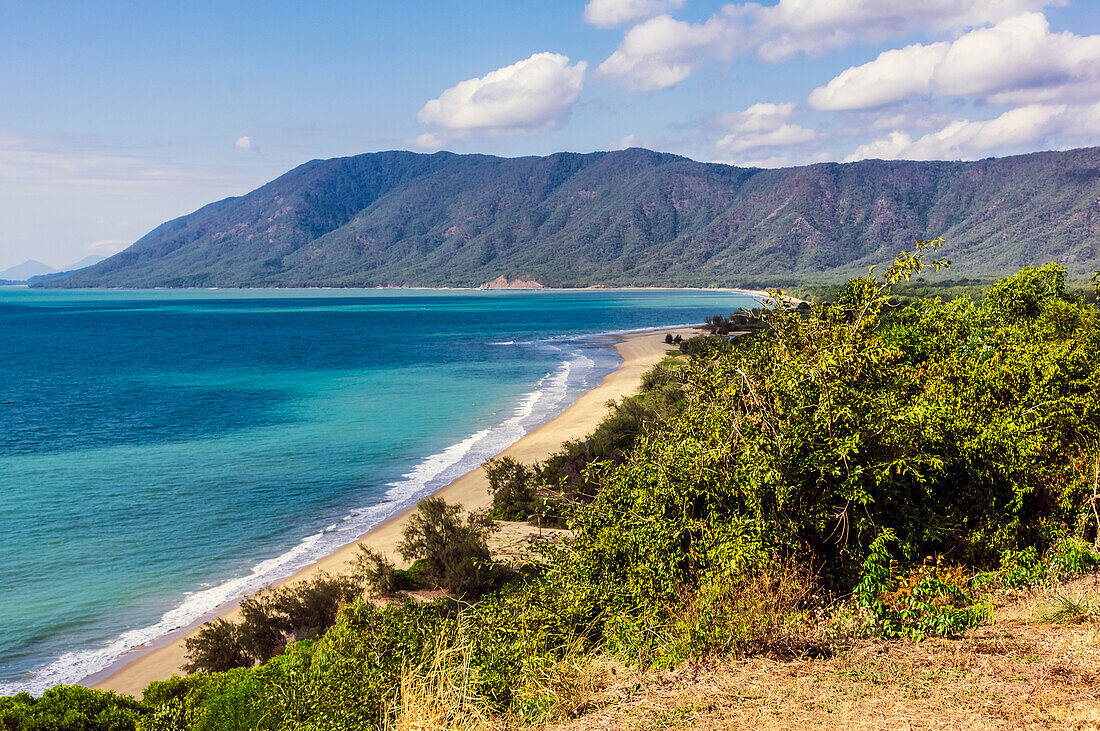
[3,345,606,696]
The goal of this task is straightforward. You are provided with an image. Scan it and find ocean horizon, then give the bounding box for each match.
[0,287,760,694]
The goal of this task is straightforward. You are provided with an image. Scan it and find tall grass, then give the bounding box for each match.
[387,638,490,731]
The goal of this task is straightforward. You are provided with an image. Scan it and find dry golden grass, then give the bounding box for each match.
[387,639,491,731]
[544,573,1100,731]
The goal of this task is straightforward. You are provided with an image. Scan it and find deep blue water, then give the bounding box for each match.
[0,288,759,693]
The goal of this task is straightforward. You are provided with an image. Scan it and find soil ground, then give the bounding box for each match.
[545,573,1100,731]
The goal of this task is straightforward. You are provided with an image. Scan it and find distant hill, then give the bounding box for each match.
[25,254,109,285]
[64,254,107,270]
[2,260,56,281]
[42,147,1100,289]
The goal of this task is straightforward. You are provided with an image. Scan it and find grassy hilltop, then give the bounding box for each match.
[42,146,1100,289]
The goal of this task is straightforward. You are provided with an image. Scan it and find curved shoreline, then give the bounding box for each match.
[83,328,688,697]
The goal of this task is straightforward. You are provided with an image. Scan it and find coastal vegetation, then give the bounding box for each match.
[41,147,1100,289]
[4,243,1100,729]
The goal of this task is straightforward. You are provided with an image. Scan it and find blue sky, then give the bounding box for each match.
[3,0,1099,271]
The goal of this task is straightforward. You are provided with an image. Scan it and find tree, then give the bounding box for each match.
[352,545,399,597]
[183,618,251,673]
[398,497,497,596]
[483,457,538,521]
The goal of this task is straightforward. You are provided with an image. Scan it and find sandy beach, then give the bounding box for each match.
[85,327,690,697]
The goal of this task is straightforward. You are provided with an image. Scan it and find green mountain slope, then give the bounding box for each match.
[46,147,1100,288]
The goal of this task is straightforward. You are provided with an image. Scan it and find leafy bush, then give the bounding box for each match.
[181,619,251,674]
[995,547,1044,589]
[352,545,399,598]
[856,532,989,640]
[548,242,1099,653]
[985,262,1070,319]
[0,686,147,730]
[484,457,538,521]
[677,334,735,358]
[1045,537,1100,578]
[398,498,497,597]
[247,600,459,729]
[141,669,267,731]
[184,573,361,673]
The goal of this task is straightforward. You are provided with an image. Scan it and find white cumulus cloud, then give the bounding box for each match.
[750,0,1059,62]
[583,0,686,28]
[234,136,253,150]
[596,0,1060,90]
[710,102,819,162]
[845,104,1068,161]
[417,53,587,146]
[597,13,734,91]
[810,12,1100,110]
[808,42,950,111]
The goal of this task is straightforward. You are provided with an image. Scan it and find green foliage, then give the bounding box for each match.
[351,546,398,598]
[676,334,736,359]
[398,498,497,597]
[392,558,430,591]
[855,539,989,641]
[181,619,251,674]
[0,686,146,730]
[484,457,539,521]
[995,547,1043,589]
[140,670,267,731]
[184,573,361,673]
[546,242,1099,654]
[1045,537,1100,578]
[973,537,1100,591]
[985,263,1071,319]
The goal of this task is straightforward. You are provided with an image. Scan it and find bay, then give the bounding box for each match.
[0,287,760,692]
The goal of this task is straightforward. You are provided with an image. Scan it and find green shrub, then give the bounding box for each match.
[484,457,538,521]
[0,686,147,730]
[677,334,734,358]
[985,263,1070,319]
[140,669,268,731]
[997,547,1043,589]
[182,618,250,674]
[184,573,361,673]
[398,498,497,597]
[352,545,399,598]
[1044,537,1100,579]
[856,533,989,640]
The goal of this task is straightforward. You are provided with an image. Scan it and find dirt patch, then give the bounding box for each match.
[545,575,1100,731]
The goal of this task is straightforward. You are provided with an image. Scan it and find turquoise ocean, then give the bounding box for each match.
[0,288,759,693]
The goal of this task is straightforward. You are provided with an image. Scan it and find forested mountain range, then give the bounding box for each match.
[43,146,1100,288]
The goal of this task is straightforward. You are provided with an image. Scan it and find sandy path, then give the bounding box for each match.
[86,328,689,697]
